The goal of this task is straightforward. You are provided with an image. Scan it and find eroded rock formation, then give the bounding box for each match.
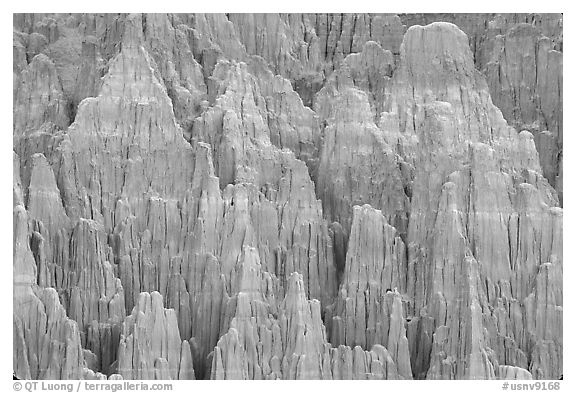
[13,13,562,381]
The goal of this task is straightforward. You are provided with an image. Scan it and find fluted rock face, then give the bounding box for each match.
[211,259,407,380]
[14,53,69,137]
[401,13,563,201]
[14,287,86,380]
[426,256,497,380]
[400,14,562,68]
[226,14,323,91]
[27,154,125,340]
[382,22,561,379]
[482,23,562,195]
[247,57,322,176]
[315,40,395,123]
[66,16,196,216]
[14,162,88,380]
[217,14,405,106]
[13,14,561,381]
[194,59,322,180]
[326,205,411,379]
[316,87,409,237]
[498,365,533,380]
[483,24,562,136]
[191,60,337,306]
[309,14,405,71]
[117,291,195,380]
[138,14,208,132]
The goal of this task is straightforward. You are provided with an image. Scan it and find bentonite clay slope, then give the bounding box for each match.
[13,13,561,380]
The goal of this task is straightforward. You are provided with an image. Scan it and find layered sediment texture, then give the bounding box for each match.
[13,13,562,380]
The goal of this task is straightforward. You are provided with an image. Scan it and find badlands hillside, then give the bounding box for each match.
[13,13,562,380]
